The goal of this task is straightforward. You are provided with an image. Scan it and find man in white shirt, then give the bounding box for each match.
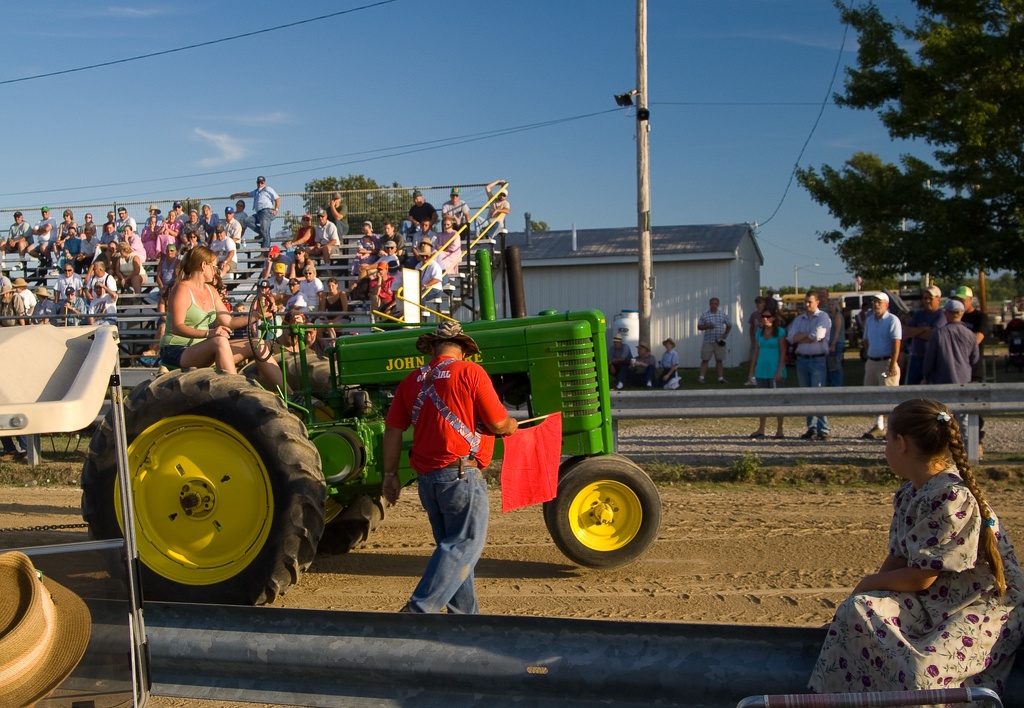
[209,225,238,277]
[114,206,137,237]
[12,278,36,313]
[27,207,57,273]
[786,291,833,440]
[222,206,243,246]
[284,278,307,312]
[85,262,118,304]
[441,187,471,233]
[311,209,340,264]
[298,265,323,311]
[88,281,117,325]
[56,263,84,296]
[417,243,444,319]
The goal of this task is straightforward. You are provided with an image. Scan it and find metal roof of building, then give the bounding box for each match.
[501,223,761,263]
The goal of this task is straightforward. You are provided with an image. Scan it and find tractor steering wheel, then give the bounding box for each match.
[247,294,275,363]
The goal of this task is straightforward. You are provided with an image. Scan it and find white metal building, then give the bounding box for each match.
[498,224,764,369]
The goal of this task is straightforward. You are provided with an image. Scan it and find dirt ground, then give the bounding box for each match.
[11,483,1024,625]
[6,481,1024,707]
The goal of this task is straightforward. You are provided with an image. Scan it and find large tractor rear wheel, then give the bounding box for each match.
[81,369,325,605]
[543,455,660,568]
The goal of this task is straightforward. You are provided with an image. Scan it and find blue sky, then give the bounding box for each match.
[1,0,924,289]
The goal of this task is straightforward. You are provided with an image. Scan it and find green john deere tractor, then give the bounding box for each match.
[81,267,661,605]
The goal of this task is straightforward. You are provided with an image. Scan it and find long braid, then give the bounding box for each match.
[890,399,1007,598]
[946,416,1007,597]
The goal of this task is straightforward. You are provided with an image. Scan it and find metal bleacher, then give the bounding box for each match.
[0,183,506,372]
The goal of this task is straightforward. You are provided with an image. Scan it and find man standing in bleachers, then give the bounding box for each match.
[327,193,348,237]
[231,176,280,248]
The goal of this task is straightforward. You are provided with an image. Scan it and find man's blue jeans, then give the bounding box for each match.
[407,465,489,614]
[796,355,830,433]
[245,208,275,248]
[628,363,656,386]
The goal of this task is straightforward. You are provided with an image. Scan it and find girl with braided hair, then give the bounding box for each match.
[810,398,1024,697]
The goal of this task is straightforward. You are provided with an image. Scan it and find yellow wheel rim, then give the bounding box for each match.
[115,415,274,586]
[567,480,643,552]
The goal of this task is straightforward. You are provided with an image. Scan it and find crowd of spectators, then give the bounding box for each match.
[742,285,987,446]
[1,181,505,346]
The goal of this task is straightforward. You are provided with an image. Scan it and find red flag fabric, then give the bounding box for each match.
[500,413,562,513]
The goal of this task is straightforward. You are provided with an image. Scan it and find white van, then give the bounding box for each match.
[837,289,908,346]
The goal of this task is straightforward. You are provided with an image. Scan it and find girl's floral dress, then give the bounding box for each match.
[809,471,1024,695]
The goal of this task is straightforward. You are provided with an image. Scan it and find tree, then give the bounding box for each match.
[529,219,549,232]
[303,174,412,231]
[796,1,1024,280]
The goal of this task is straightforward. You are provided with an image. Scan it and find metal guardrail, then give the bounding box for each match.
[137,603,1024,708]
[608,382,1024,418]
[145,603,821,707]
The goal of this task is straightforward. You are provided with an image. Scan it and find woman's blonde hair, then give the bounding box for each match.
[180,245,217,278]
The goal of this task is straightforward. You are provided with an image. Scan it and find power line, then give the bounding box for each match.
[0,0,399,87]
[756,23,849,229]
[654,100,834,106]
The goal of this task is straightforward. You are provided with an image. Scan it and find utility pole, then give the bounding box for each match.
[636,0,652,346]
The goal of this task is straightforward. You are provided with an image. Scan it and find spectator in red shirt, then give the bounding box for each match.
[382,321,517,613]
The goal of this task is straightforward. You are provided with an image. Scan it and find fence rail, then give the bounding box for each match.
[0,184,496,234]
[609,382,1024,418]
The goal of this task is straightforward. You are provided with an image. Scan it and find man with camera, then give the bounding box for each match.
[697,297,731,384]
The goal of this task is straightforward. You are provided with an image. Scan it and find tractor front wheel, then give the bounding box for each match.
[543,455,660,568]
[81,369,325,605]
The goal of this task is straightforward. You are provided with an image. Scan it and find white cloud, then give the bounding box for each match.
[101,6,167,18]
[194,128,248,167]
[711,29,848,52]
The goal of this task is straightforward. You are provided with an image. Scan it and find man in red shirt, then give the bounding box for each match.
[383,321,517,613]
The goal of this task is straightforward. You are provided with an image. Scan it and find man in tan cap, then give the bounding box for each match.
[12,277,36,314]
[382,321,517,613]
[32,286,56,324]
[0,551,92,706]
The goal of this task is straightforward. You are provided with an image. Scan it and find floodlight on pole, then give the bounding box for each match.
[614,90,638,107]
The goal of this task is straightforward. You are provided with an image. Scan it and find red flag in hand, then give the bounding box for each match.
[501,413,562,513]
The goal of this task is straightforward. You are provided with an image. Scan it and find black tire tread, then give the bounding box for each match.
[81,369,325,605]
[542,454,661,569]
